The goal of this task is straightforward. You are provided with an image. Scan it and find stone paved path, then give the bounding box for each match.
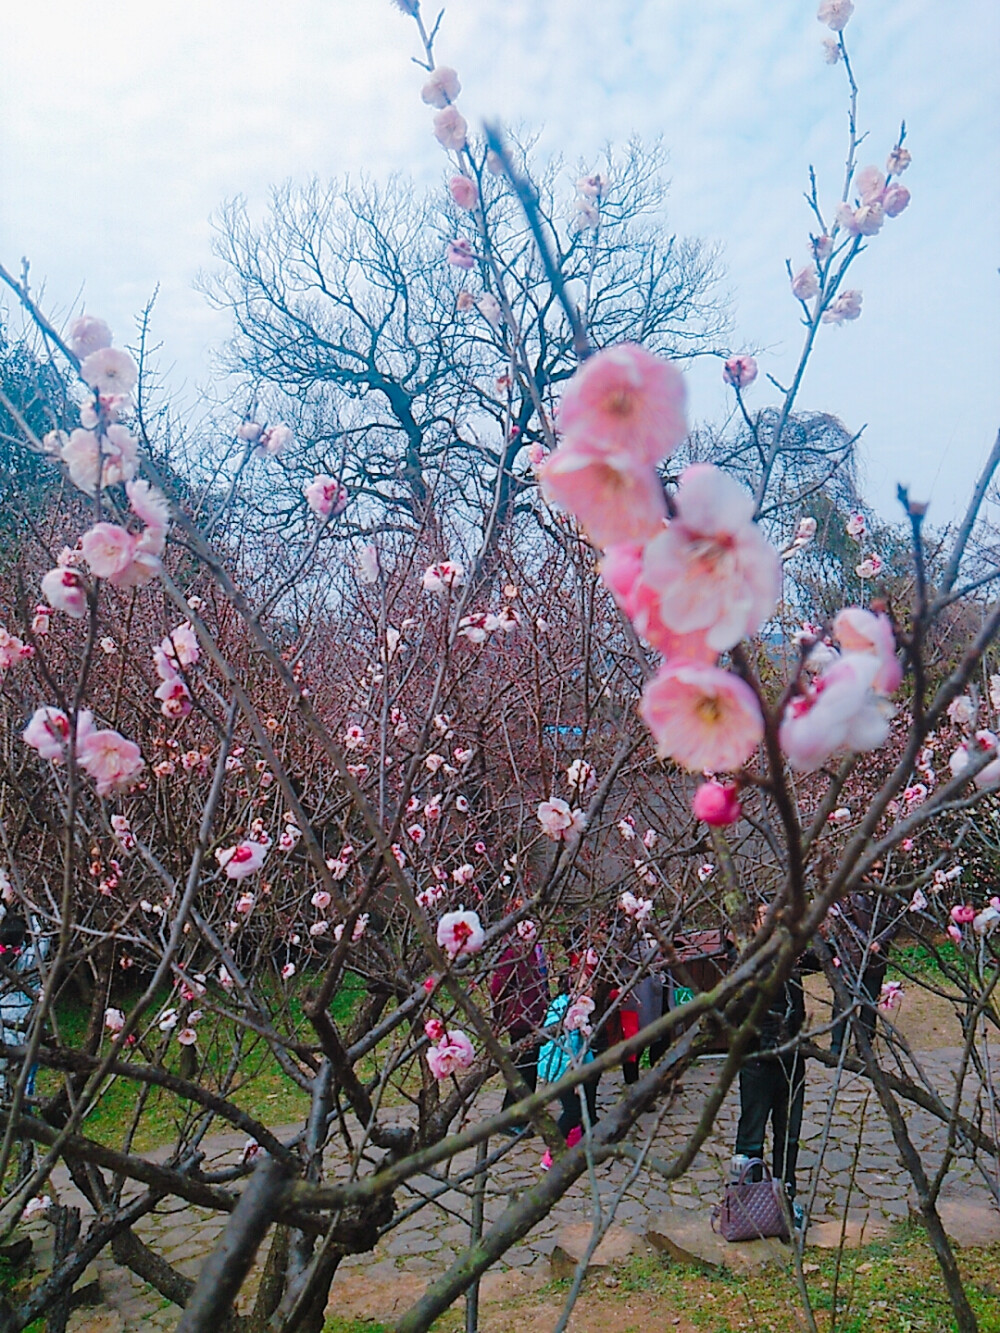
[20,1046,1000,1331]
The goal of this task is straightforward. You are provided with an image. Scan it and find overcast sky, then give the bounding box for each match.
[2,0,997,522]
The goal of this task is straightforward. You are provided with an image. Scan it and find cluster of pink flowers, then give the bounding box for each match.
[40,481,171,623]
[835,158,911,244]
[23,707,144,796]
[456,607,519,643]
[537,344,903,789]
[618,890,653,924]
[152,621,199,719]
[571,171,606,234]
[780,609,900,771]
[239,420,294,456]
[424,1024,475,1080]
[0,625,33,674]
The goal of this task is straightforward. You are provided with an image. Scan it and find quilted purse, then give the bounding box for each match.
[712,1158,790,1242]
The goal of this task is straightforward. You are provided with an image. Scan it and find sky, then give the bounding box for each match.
[2,0,998,522]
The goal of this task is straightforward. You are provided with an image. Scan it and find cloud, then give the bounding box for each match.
[1,0,996,518]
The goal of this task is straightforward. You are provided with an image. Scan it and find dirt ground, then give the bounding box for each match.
[802,968,964,1051]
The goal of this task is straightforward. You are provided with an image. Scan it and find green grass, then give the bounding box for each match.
[325,1321,391,1333]
[889,938,966,988]
[532,1223,1000,1332]
[35,970,367,1153]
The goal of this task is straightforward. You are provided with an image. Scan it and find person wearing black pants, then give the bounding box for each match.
[733,935,818,1226]
[556,1069,600,1137]
[734,1051,806,1199]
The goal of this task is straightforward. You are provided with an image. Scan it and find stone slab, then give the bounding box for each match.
[936,1200,1000,1249]
[549,1223,643,1281]
[646,1207,789,1273]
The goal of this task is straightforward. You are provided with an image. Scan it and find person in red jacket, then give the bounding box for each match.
[490,920,550,1129]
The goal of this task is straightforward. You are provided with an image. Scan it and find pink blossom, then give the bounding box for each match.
[126,479,171,545]
[821,36,841,63]
[304,475,348,519]
[258,424,293,456]
[639,464,781,652]
[343,724,365,751]
[424,1017,446,1043]
[217,840,268,881]
[882,184,910,217]
[833,608,902,694]
[779,654,892,772]
[846,512,866,539]
[81,523,138,580]
[104,1007,125,1033]
[951,903,975,925]
[834,203,861,236]
[539,437,668,550]
[423,560,464,593]
[62,426,134,494]
[453,863,475,885]
[78,729,145,796]
[40,567,87,618]
[973,905,1000,936]
[446,239,475,269]
[449,175,479,209]
[477,293,502,329]
[433,106,467,151]
[640,662,764,773]
[557,343,687,467]
[425,1029,475,1079]
[855,554,882,579]
[280,962,296,980]
[601,543,714,662]
[619,891,653,923]
[564,761,596,802]
[237,421,262,442]
[177,1027,198,1046]
[31,605,51,636]
[516,919,538,943]
[69,315,113,359]
[436,908,485,960]
[878,980,903,1011]
[154,677,192,719]
[823,290,863,324]
[886,147,912,175]
[79,347,138,396]
[571,200,600,232]
[947,924,963,945]
[156,622,199,678]
[723,355,758,389]
[421,65,461,108]
[908,888,927,912]
[152,760,175,778]
[577,172,608,200]
[407,824,426,845]
[455,290,475,313]
[331,913,369,944]
[791,266,819,301]
[855,166,887,204]
[564,994,595,1034]
[817,0,853,31]
[692,781,742,826]
[854,202,884,236]
[537,797,586,841]
[311,890,332,911]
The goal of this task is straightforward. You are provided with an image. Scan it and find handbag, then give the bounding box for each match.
[712,1158,790,1242]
